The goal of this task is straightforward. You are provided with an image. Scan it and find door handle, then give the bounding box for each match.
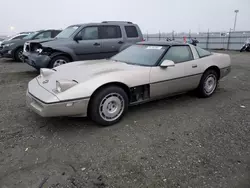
[93,42,100,46]
[192,64,197,68]
[118,41,124,44]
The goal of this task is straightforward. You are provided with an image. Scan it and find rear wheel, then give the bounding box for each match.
[14,48,24,62]
[197,69,218,98]
[88,86,129,126]
[49,55,70,68]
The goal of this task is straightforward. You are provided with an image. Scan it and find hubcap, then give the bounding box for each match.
[99,93,124,122]
[18,50,23,61]
[53,59,67,67]
[204,74,217,95]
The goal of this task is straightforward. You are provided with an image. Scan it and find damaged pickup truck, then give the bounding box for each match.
[23,21,143,70]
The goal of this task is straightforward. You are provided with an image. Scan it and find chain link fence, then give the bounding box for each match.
[144,30,250,50]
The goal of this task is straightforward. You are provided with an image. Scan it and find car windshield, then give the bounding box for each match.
[55,26,80,38]
[23,32,38,39]
[111,45,168,66]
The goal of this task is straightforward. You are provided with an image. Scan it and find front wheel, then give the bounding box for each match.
[49,55,70,68]
[88,86,129,126]
[197,70,218,98]
[14,48,24,62]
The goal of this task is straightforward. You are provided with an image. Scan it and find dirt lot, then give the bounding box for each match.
[0,52,249,188]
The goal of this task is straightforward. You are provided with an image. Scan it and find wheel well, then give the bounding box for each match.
[92,82,130,98]
[51,51,73,62]
[14,46,23,54]
[205,66,220,79]
[62,53,73,62]
[87,82,130,115]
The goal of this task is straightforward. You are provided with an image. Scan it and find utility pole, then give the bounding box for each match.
[233,10,239,31]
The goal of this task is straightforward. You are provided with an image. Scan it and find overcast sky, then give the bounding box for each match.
[1,0,250,35]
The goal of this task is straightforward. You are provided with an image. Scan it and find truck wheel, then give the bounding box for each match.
[197,69,218,98]
[14,48,24,62]
[88,86,129,126]
[49,55,70,68]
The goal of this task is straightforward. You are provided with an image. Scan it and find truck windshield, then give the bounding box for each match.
[55,26,79,38]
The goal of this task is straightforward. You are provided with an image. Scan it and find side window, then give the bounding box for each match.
[34,31,52,39]
[101,26,122,39]
[77,27,99,40]
[195,46,211,58]
[162,46,193,64]
[125,26,138,38]
[13,35,26,40]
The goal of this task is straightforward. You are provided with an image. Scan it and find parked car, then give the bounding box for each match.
[0,33,30,46]
[26,41,231,126]
[240,38,250,52]
[23,21,143,70]
[0,29,62,61]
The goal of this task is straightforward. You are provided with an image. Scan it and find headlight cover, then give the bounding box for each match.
[56,80,78,93]
[40,68,56,77]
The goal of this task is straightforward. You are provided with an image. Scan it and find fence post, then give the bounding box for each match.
[172,30,175,40]
[147,31,148,41]
[206,29,209,49]
[159,31,161,41]
[227,29,231,50]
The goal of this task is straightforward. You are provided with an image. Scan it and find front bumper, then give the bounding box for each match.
[23,51,51,69]
[26,91,90,117]
[0,48,13,58]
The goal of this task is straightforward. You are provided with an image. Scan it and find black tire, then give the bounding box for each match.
[88,86,129,126]
[14,48,23,62]
[48,55,70,68]
[197,69,218,98]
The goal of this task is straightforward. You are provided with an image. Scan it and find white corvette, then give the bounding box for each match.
[26,42,231,125]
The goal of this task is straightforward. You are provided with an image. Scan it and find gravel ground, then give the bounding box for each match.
[0,52,249,188]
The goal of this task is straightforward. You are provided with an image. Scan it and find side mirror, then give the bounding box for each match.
[160,60,175,68]
[74,35,82,41]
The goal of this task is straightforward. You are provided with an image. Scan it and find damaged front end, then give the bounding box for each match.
[23,42,54,69]
[29,42,54,56]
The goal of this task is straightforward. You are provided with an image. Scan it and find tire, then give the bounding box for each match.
[48,55,70,68]
[197,69,218,98]
[14,48,24,62]
[88,86,129,126]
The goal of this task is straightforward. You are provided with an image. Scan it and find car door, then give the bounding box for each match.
[150,45,203,98]
[100,25,124,58]
[72,26,103,60]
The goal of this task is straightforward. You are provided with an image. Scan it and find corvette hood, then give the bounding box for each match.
[37,59,150,92]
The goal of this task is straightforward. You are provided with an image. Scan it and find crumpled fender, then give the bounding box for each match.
[48,46,78,61]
